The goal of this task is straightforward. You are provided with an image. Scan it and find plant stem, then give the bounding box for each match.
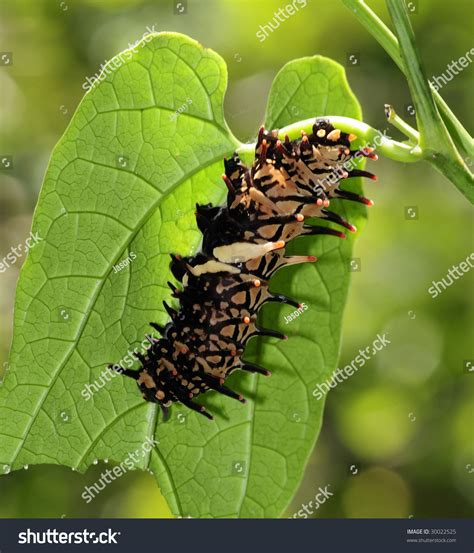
[429,154,474,203]
[385,0,473,201]
[385,1,442,149]
[384,104,419,143]
[237,116,423,163]
[342,0,473,160]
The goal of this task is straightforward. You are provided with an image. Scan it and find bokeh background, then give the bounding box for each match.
[0,0,472,518]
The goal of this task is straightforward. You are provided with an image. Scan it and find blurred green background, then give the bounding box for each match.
[0,0,472,518]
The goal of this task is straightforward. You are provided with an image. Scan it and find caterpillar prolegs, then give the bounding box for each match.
[111,120,378,420]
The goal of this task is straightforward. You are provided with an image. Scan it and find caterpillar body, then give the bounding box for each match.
[111,120,377,420]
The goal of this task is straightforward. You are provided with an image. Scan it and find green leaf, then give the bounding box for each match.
[0,34,366,518]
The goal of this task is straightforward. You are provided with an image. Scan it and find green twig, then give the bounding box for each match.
[237,116,423,163]
[342,0,473,160]
[385,0,473,201]
[384,104,419,143]
[385,1,443,149]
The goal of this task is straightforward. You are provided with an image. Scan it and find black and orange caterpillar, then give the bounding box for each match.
[111,120,377,420]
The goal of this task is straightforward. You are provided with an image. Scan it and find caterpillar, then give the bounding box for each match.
[110,119,378,420]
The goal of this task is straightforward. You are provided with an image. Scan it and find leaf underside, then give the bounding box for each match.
[0,32,366,518]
